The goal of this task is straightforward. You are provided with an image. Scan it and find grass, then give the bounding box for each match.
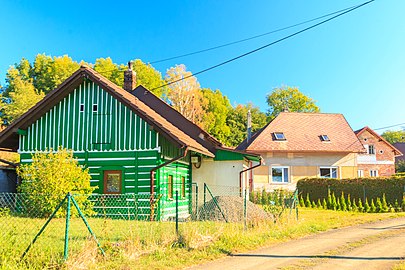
[1,209,405,269]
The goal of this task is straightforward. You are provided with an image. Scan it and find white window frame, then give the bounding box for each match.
[370,170,378,177]
[357,170,364,177]
[270,166,289,183]
[319,167,338,178]
[368,145,375,155]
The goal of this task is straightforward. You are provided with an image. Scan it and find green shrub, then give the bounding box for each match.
[351,198,358,212]
[299,195,305,207]
[322,198,327,209]
[331,192,337,211]
[297,177,405,206]
[370,199,377,213]
[305,193,311,208]
[364,198,370,213]
[376,197,382,213]
[340,192,347,211]
[381,194,389,213]
[17,148,94,218]
[358,198,364,213]
[317,199,322,208]
[347,194,352,211]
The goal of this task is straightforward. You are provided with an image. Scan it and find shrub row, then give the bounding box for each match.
[299,191,405,213]
[297,177,405,205]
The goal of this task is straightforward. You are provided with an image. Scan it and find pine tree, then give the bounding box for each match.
[322,198,327,210]
[305,193,311,208]
[332,192,337,211]
[327,188,332,209]
[317,199,322,209]
[299,195,305,207]
[381,194,389,213]
[364,198,370,213]
[358,198,364,212]
[371,198,377,213]
[340,192,347,211]
[376,197,382,213]
[352,198,358,212]
[312,201,317,208]
[347,194,352,211]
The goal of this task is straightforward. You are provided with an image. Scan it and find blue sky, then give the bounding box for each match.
[1,0,404,132]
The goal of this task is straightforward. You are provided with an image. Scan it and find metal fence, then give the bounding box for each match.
[0,185,297,267]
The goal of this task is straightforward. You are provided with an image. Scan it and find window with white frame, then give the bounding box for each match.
[271,166,289,183]
[357,170,364,177]
[370,170,378,177]
[320,167,337,178]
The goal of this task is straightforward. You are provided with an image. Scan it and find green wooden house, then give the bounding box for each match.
[0,65,260,220]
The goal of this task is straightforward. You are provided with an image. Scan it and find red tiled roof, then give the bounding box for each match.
[238,112,365,153]
[355,126,403,156]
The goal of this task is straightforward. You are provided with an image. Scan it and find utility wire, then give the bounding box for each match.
[96,2,371,76]
[374,123,405,131]
[151,0,374,91]
[149,4,361,65]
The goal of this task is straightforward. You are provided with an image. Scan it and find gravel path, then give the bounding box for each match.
[187,217,405,270]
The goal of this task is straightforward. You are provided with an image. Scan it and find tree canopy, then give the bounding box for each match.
[381,130,405,144]
[266,86,320,118]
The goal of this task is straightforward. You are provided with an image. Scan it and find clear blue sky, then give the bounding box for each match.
[1,0,404,132]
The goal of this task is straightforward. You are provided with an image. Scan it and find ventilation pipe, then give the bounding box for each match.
[247,110,252,143]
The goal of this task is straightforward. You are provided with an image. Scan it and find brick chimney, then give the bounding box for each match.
[124,61,136,91]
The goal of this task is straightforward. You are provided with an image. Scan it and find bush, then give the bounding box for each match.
[17,148,94,218]
[297,177,405,206]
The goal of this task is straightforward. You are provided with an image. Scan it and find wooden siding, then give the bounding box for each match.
[18,80,158,153]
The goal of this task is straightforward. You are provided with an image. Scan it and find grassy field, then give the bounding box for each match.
[1,209,404,270]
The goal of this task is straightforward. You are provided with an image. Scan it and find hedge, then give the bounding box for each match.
[297,177,405,205]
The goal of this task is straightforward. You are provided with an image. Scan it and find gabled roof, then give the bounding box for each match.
[0,66,214,157]
[393,143,405,161]
[355,126,403,156]
[237,112,365,153]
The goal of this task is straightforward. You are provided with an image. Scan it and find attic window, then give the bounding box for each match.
[320,135,330,142]
[274,132,286,141]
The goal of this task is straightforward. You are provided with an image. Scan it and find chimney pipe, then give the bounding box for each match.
[247,110,252,143]
[124,61,136,91]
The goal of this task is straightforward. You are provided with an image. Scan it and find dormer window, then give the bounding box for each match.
[320,135,330,142]
[274,132,286,141]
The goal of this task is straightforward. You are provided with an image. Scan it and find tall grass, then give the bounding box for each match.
[1,209,404,269]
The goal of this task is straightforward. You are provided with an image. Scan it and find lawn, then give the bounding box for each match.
[1,209,404,270]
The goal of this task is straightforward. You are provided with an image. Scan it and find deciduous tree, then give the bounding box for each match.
[381,130,405,144]
[266,86,320,118]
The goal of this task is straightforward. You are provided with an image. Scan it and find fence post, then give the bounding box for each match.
[195,184,199,219]
[175,190,179,235]
[244,187,247,230]
[64,193,72,261]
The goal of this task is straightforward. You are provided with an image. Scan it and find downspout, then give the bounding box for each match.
[150,146,189,221]
[239,157,263,196]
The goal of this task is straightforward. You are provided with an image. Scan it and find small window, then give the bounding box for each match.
[320,135,330,141]
[370,170,378,177]
[368,145,375,155]
[379,150,384,154]
[79,104,85,112]
[364,138,368,142]
[181,176,186,197]
[320,167,337,178]
[168,175,173,198]
[103,170,122,194]
[92,104,98,112]
[357,170,364,177]
[274,132,286,141]
[271,167,289,183]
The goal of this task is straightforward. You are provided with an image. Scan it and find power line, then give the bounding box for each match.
[151,0,375,92]
[149,4,361,65]
[374,123,405,131]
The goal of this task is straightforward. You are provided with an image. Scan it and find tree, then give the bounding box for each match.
[32,54,80,94]
[94,57,125,87]
[0,66,44,124]
[17,148,94,217]
[381,130,405,144]
[201,88,232,145]
[165,64,206,127]
[266,86,320,118]
[226,103,268,147]
[396,160,405,173]
[132,59,166,97]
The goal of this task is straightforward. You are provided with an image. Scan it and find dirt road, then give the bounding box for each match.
[188,217,405,270]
